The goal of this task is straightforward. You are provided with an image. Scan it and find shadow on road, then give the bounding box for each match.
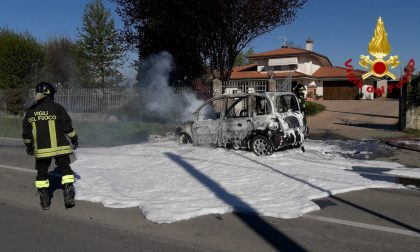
[348,166,420,189]
[330,195,420,233]
[164,152,307,252]
[233,152,420,235]
[334,122,397,131]
[348,166,395,183]
[47,167,81,203]
[325,110,398,119]
[308,130,352,141]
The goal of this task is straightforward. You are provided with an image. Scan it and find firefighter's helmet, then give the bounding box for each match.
[294,83,306,92]
[35,82,56,97]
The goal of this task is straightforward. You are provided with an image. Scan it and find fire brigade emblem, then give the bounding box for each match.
[359,17,399,79]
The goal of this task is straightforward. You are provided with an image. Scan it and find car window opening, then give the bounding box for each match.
[275,95,299,113]
[225,97,248,118]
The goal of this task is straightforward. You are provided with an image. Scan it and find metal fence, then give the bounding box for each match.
[55,88,138,113]
[0,88,139,114]
[0,86,210,114]
[222,80,268,94]
[0,78,292,114]
[222,77,293,94]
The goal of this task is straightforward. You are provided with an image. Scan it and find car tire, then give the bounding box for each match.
[251,135,273,156]
[179,133,192,144]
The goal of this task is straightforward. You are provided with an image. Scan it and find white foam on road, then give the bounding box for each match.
[71,140,412,224]
[385,168,420,179]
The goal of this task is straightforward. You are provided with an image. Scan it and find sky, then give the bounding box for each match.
[1,0,419,78]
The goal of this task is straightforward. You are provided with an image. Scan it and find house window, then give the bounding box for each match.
[273,64,298,71]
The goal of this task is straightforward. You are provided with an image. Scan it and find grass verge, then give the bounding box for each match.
[0,116,176,146]
[0,116,22,138]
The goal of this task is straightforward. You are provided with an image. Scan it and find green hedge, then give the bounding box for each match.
[305,101,325,116]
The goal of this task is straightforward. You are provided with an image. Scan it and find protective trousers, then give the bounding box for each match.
[35,155,74,188]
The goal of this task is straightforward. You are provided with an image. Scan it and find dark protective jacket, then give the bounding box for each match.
[22,97,76,159]
[293,91,305,113]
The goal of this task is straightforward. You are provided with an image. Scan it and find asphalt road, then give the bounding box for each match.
[1,137,420,252]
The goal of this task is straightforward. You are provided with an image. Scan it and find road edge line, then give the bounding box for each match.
[304,214,420,238]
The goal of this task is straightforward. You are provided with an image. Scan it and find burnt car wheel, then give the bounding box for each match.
[179,133,192,144]
[251,135,273,156]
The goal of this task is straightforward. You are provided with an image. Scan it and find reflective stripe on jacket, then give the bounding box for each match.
[22,97,75,159]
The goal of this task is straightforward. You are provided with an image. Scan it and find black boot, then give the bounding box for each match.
[63,183,75,208]
[38,188,50,210]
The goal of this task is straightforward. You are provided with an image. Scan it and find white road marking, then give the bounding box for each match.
[304,214,420,238]
[0,164,61,177]
[0,164,35,174]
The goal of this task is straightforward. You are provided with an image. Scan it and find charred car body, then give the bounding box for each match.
[176,92,307,155]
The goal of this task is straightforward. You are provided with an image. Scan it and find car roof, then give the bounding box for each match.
[194,92,297,114]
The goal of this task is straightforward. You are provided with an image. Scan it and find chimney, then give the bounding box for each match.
[306,38,313,51]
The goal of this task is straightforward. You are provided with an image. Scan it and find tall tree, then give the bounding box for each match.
[78,0,125,86]
[114,0,306,80]
[0,27,44,89]
[245,48,255,64]
[41,36,80,87]
[234,48,256,66]
[234,51,247,67]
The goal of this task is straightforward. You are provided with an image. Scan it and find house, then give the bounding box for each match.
[230,39,378,100]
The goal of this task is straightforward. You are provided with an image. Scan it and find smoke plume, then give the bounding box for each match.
[135,51,204,123]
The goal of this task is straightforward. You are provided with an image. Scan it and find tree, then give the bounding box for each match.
[78,0,125,86]
[234,51,247,66]
[114,0,306,80]
[41,36,81,87]
[245,48,255,64]
[408,73,420,108]
[234,48,256,66]
[0,27,44,89]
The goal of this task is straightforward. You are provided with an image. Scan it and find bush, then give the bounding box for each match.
[408,75,420,107]
[305,101,325,116]
[5,89,28,115]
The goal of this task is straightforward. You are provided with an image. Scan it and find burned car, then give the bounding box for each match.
[175,92,307,155]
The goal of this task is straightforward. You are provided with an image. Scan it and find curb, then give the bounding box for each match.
[385,139,420,153]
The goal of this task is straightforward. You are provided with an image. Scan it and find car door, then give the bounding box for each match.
[192,97,224,145]
[221,96,253,146]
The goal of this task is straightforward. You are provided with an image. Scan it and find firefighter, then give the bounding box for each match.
[293,83,309,137]
[22,82,78,210]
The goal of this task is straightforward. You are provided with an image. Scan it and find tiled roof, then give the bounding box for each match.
[249,47,332,66]
[231,69,310,80]
[232,63,257,72]
[230,64,367,80]
[251,47,311,58]
[313,66,366,78]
